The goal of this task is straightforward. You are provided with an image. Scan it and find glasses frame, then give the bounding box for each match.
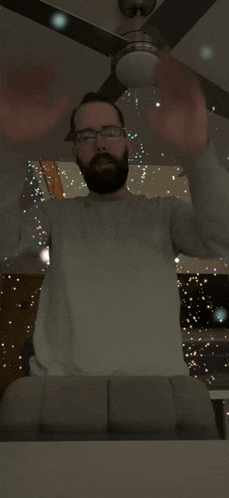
[73,126,126,146]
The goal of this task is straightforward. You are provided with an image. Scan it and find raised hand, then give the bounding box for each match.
[142,48,208,154]
[0,60,71,144]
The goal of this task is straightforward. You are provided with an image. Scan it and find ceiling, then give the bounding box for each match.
[1,0,229,168]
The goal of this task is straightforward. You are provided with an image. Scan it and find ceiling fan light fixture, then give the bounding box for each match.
[114,45,158,87]
[113,14,160,89]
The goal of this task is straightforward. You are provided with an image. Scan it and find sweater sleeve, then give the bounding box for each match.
[0,198,51,263]
[169,139,229,261]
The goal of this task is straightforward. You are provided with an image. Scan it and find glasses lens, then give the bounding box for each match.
[77,126,122,142]
[78,130,96,141]
[102,127,121,139]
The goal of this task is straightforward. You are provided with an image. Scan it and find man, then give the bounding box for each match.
[1,49,229,377]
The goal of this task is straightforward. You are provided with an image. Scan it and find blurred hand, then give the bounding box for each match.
[0,60,71,143]
[142,48,208,154]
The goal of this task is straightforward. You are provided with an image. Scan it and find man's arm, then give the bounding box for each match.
[0,196,51,263]
[170,139,229,261]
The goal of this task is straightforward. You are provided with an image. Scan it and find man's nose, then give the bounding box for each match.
[96,145,106,151]
[95,135,107,149]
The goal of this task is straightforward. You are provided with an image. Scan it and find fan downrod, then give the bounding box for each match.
[118,0,157,18]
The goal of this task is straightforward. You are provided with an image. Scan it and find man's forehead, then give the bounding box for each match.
[75,102,118,126]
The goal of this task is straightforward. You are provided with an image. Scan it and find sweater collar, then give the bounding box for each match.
[86,190,133,202]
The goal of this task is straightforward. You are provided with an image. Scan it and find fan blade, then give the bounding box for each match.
[183,62,229,121]
[140,0,217,50]
[1,0,128,57]
[96,73,129,101]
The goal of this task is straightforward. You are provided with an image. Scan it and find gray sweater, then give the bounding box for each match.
[1,139,229,376]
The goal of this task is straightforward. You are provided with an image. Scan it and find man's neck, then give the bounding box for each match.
[88,187,128,198]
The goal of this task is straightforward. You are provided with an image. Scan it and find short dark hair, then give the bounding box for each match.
[70,92,126,138]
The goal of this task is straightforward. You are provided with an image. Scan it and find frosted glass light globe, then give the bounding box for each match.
[115,51,158,88]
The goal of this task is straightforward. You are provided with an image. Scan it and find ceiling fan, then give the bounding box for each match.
[2,0,229,150]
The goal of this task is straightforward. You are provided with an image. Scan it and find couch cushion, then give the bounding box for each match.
[0,375,220,441]
[108,376,177,440]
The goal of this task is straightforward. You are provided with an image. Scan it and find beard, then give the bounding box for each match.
[75,147,130,195]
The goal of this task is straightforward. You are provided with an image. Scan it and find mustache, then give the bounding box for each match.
[94,155,113,164]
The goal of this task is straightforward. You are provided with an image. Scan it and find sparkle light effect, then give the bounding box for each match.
[0,81,229,391]
[50,11,68,31]
[199,45,216,61]
[40,247,50,266]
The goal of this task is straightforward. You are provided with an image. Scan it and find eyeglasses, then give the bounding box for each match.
[74,126,126,145]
